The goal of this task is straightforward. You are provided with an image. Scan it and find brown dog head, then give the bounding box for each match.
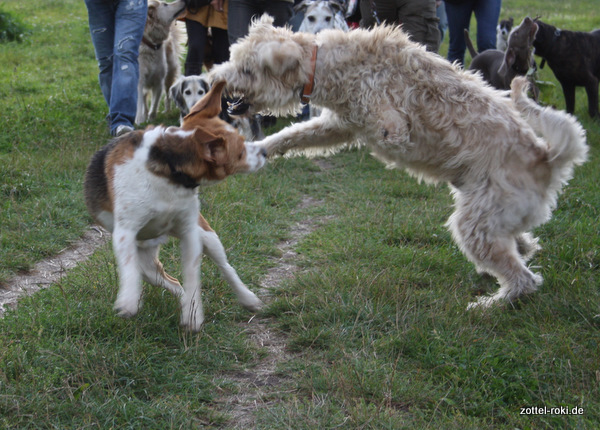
[146,80,266,186]
[499,17,538,78]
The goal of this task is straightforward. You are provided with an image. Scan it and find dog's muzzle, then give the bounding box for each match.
[226,97,251,116]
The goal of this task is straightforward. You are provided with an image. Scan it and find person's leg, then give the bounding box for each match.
[396,0,440,52]
[84,0,116,109]
[110,0,147,134]
[359,0,397,27]
[445,0,475,66]
[437,1,448,42]
[227,0,259,45]
[185,19,208,75]
[211,27,230,64]
[263,0,294,27]
[473,0,501,52]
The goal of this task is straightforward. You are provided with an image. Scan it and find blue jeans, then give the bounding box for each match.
[84,0,147,135]
[445,0,501,66]
[227,0,293,45]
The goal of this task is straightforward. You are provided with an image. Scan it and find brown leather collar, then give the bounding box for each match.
[142,36,162,51]
[301,45,318,104]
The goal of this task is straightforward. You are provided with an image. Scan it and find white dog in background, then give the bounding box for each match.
[169,74,211,122]
[136,0,187,124]
[496,17,514,52]
[295,0,349,33]
[211,16,588,309]
[295,0,349,119]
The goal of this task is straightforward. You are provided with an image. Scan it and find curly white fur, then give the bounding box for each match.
[210,16,588,308]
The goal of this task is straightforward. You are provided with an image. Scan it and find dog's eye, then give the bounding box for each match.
[325,17,331,22]
[184,89,192,95]
[308,16,316,23]
[239,149,246,160]
[242,68,253,77]
[198,90,206,95]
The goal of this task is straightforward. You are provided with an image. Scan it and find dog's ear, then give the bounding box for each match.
[499,49,515,77]
[169,77,186,112]
[188,126,228,165]
[205,138,228,165]
[329,0,347,14]
[293,0,312,13]
[146,2,157,22]
[183,80,226,123]
[259,41,303,76]
[526,18,539,39]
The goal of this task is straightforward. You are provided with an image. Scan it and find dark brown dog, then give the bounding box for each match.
[466,17,538,98]
[533,19,600,118]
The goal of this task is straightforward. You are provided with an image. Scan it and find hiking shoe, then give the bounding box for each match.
[114,125,134,137]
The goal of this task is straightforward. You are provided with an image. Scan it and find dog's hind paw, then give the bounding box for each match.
[467,295,500,310]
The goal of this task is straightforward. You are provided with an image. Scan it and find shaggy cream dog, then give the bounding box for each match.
[210,16,588,308]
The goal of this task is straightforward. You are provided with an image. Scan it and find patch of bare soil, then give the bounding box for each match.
[0,227,110,317]
[218,195,332,429]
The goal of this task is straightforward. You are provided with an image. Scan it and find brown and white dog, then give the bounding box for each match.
[85,81,266,331]
[136,0,187,125]
[211,16,588,309]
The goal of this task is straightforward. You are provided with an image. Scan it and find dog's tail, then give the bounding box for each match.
[463,29,478,59]
[511,77,588,190]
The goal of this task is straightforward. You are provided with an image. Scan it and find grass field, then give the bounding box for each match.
[1,0,599,428]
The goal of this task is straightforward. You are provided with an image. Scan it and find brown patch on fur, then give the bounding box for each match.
[178,81,252,180]
[154,257,181,285]
[105,131,145,204]
[84,131,145,221]
[198,214,215,232]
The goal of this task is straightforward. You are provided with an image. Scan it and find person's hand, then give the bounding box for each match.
[210,0,224,12]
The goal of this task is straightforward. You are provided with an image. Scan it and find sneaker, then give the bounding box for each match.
[114,125,134,137]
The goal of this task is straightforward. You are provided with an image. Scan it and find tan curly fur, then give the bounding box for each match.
[210,15,588,308]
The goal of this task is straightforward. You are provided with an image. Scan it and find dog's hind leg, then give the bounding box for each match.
[584,78,599,118]
[447,201,542,309]
[148,87,163,121]
[137,238,184,297]
[198,216,263,312]
[559,80,577,114]
[516,232,541,262]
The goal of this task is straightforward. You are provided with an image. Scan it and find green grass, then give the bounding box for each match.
[1,0,599,428]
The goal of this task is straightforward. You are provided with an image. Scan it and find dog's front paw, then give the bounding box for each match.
[256,141,285,158]
[113,297,140,318]
[180,299,205,332]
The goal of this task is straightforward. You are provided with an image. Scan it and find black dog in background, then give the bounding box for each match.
[533,19,600,119]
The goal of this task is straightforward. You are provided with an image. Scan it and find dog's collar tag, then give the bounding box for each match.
[142,36,162,51]
[301,45,318,104]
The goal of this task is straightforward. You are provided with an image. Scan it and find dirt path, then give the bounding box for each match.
[0,164,333,428]
[0,227,110,318]
[219,196,331,429]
